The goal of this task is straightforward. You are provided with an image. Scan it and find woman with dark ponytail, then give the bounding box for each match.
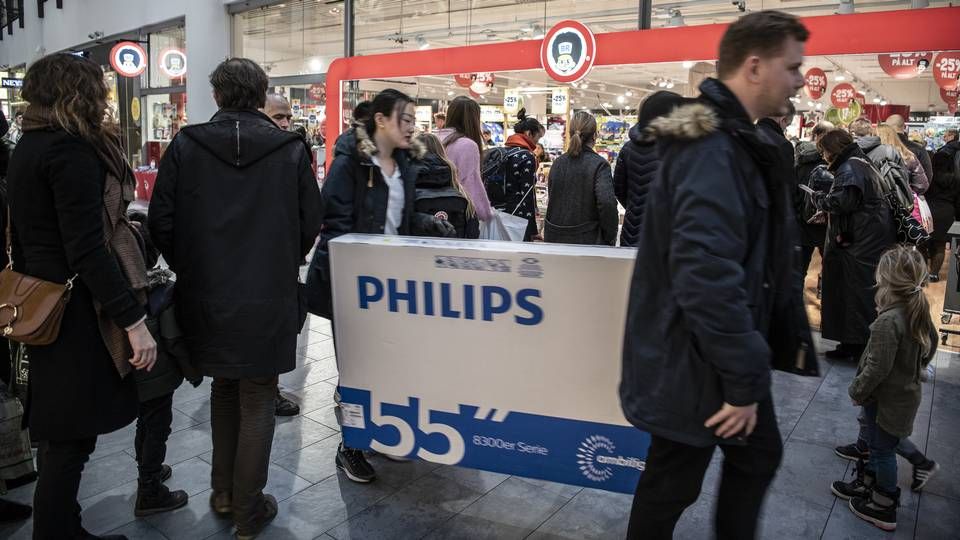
[500,109,544,241]
[307,88,455,484]
[543,111,618,245]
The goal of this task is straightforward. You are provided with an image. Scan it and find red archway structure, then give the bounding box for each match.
[325,6,960,167]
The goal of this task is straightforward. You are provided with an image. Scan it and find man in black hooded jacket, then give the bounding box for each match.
[621,11,815,539]
[149,58,321,538]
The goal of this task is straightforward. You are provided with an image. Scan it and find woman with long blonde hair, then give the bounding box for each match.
[878,123,928,194]
[831,246,938,531]
[416,132,480,237]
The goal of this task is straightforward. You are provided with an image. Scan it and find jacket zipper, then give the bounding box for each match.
[235,120,241,166]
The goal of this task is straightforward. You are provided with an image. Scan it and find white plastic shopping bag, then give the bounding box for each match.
[917,195,934,234]
[479,209,528,242]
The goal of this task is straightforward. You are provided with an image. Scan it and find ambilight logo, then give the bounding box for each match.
[576,435,646,483]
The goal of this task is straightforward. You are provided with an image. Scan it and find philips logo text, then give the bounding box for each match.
[357,276,544,326]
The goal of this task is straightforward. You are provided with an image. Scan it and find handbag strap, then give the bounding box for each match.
[512,183,536,216]
[5,205,77,289]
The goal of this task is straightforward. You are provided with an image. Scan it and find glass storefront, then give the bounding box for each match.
[235,1,344,78]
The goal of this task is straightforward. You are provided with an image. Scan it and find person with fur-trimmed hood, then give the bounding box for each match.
[620,11,817,539]
[306,89,455,485]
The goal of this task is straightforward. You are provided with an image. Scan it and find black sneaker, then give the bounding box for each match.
[834,443,869,461]
[911,459,939,492]
[831,459,874,500]
[275,392,300,417]
[336,444,376,483]
[849,487,899,531]
[134,477,189,517]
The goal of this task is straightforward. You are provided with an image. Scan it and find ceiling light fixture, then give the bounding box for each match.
[880,100,888,106]
[329,6,341,14]
[666,81,675,89]
[682,60,695,69]
[308,57,323,72]
[447,90,455,96]
[835,75,845,81]
[838,0,854,14]
[532,24,545,39]
[816,103,823,110]
[416,35,430,50]
[625,90,633,97]
[873,97,881,103]
[617,96,626,104]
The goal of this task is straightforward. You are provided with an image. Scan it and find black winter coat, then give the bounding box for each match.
[815,143,896,346]
[148,109,321,379]
[900,133,933,184]
[544,149,618,245]
[307,127,442,318]
[794,141,831,249]
[620,79,816,448]
[7,130,142,440]
[928,140,960,204]
[613,124,659,248]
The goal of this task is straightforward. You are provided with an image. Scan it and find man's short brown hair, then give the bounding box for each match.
[849,118,874,138]
[717,10,809,80]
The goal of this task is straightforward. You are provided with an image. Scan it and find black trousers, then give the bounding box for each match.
[928,198,955,276]
[33,437,97,539]
[210,376,278,528]
[135,392,175,479]
[627,398,783,540]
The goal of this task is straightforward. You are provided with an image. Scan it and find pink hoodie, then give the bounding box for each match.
[437,128,493,221]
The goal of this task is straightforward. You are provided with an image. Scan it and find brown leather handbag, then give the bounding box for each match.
[0,214,77,345]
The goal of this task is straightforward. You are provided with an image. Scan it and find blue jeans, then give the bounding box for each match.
[863,402,900,492]
[856,409,925,465]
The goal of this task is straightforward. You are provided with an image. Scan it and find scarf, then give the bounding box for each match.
[22,106,148,378]
[505,133,539,167]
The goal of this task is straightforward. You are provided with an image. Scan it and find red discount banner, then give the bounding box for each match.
[942,87,959,114]
[804,68,827,100]
[308,83,326,103]
[454,73,475,88]
[933,52,960,91]
[878,52,934,80]
[831,83,857,109]
[470,73,496,95]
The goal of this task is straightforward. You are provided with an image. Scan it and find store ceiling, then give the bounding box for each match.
[239,1,956,112]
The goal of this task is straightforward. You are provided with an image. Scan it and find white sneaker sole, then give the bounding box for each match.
[830,484,860,501]
[848,500,896,531]
[336,461,374,483]
[912,462,940,492]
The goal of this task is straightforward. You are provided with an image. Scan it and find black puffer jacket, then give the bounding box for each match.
[149,109,321,379]
[795,141,831,248]
[613,124,658,248]
[620,79,816,448]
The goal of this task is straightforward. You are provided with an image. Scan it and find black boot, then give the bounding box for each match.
[849,486,899,531]
[134,474,189,517]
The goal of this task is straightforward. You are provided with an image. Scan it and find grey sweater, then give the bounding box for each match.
[544,149,619,245]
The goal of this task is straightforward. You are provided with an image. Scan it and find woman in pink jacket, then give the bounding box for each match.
[437,96,494,222]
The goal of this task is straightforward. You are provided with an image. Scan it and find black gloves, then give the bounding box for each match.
[412,212,458,238]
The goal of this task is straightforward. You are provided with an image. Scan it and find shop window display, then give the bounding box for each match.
[235,1,344,78]
[147,26,187,88]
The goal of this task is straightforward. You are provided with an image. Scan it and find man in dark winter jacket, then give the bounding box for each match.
[621,11,814,539]
[149,58,321,538]
[794,122,835,277]
[886,114,932,182]
[613,91,686,248]
[928,129,960,278]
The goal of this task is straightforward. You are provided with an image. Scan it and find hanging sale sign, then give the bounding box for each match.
[942,88,959,114]
[504,88,522,115]
[330,235,648,494]
[109,42,147,78]
[933,52,960,91]
[541,20,597,83]
[158,48,187,79]
[803,68,827,100]
[878,52,933,80]
[470,73,495,95]
[551,87,570,115]
[831,83,857,109]
[308,83,326,103]
[455,73,475,88]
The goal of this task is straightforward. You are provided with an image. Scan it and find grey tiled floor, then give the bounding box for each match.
[2,317,959,539]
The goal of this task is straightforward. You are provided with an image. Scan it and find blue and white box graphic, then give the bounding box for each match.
[330,235,647,493]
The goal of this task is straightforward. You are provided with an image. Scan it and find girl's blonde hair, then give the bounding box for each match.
[415,132,476,218]
[875,245,935,355]
[566,111,597,158]
[877,124,916,165]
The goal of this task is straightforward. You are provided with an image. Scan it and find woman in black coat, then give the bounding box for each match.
[614,91,686,248]
[544,111,618,245]
[6,54,156,539]
[812,130,897,361]
[307,89,453,484]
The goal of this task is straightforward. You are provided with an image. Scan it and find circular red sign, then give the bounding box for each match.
[831,83,857,109]
[540,20,596,84]
[109,42,147,78]
[454,74,474,88]
[470,73,495,95]
[942,87,959,113]
[308,83,326,103]
[158,48,187,79]
[803,68,827,100]
[933,52,960,91]
[878,52,934,80]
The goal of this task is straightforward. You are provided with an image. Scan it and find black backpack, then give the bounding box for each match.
[415,153,478,239]
[481,147,525,210]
